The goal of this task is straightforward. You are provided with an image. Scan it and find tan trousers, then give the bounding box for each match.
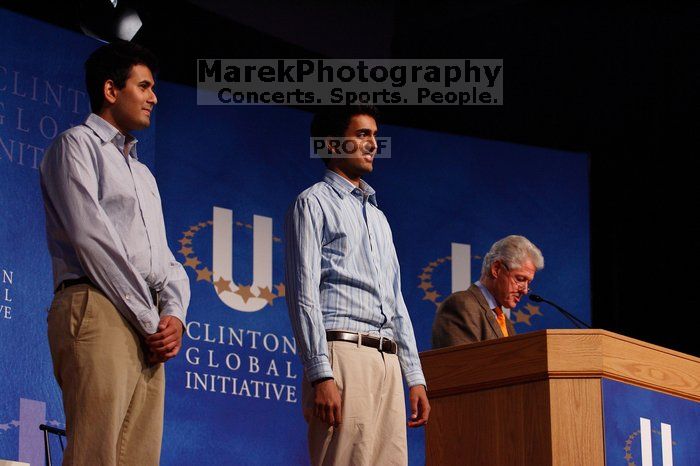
[47,284,164,466]
[302,340,408,466]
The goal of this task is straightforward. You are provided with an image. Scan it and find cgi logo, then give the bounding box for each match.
[212,207,275,312]
[630,417,674,466]
[177,207,285,313]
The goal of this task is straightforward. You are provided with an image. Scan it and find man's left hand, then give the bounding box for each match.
[407,385,430,428]
[145,316,183,363]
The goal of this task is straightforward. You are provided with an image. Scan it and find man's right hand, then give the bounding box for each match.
[313,378,342,427]
[145,316,184,364]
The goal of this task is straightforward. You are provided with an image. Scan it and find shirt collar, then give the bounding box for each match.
[323,169,378,206]
[84,113,139,160]
[475,281,511,316]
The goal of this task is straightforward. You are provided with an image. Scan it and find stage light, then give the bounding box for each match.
[115,9,142,41]
[78,0,143,42]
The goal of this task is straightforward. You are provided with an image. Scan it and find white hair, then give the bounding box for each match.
[480,235,544,279]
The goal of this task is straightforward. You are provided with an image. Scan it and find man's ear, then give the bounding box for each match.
[491,261,501,279]
[103,79,118,105]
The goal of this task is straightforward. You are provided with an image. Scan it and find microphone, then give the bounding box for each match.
[528,293,591,329]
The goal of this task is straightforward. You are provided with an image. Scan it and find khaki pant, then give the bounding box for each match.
[302,340,408,466]
[47,284,164,466]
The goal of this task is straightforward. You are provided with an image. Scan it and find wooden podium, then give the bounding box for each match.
[420,329,700,465]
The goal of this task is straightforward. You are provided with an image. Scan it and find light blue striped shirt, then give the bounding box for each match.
[285,170,426,387]
[40,113,190,336]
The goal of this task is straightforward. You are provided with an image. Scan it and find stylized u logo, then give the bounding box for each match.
[212,206,272,312]
[451,242,472,293]
[640,417,673,466]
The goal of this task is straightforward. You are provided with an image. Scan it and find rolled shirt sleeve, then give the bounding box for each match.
[284,196,333,383]
[158,250,191,327]
[390,241,427,388]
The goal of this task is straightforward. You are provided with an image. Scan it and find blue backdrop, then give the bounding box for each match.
[1,7,591,465]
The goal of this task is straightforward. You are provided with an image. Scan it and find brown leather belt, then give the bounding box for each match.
[56,277,160,306]
[326,330,398,354]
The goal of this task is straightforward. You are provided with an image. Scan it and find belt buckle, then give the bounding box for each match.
[378,335,385,352]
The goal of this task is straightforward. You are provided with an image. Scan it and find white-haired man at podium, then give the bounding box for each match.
[432,235,544,347]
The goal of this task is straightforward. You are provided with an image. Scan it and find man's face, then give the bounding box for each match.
[109,64,157,134]
[327,114,377,180]
[491,259,536,309]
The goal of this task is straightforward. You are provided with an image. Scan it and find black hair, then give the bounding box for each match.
[310,104,379,139]
[310,105,379,164]
[84,40,159,112]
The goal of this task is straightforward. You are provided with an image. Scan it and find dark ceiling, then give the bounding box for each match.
[2,0,699,355]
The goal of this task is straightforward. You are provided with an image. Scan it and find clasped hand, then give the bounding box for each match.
[145,315,183,364]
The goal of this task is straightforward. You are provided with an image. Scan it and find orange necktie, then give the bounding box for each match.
[494,306,509,337]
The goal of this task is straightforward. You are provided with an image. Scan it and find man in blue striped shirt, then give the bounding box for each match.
[285,105,430,465]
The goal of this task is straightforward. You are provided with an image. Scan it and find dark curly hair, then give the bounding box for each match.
[84,40,159,112]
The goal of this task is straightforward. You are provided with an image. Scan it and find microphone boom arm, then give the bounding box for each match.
[529,294,591,329]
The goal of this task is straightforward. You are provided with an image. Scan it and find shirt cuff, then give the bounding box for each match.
[404,369,427,389]
[304,356,333,383]
[137,307,161,335]
[160,304,187,328]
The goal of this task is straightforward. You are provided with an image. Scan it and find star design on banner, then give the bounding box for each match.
[183,257,201,269]
[257,286,277,305]
[213,276,232,294]
[524,303,542,316]
[513,309,532,326]
[416,255,452,307]
[418,281,433,291]
[176,218,285,310]
[235,284,255,303]
[623,430,640,466]
[423,290,441,303]
[176,220,219,285]
[196,267,213,282]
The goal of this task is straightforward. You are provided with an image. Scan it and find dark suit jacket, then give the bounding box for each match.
[431,283,516,348]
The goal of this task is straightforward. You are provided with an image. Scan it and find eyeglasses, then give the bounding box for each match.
[501,262,532,293]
